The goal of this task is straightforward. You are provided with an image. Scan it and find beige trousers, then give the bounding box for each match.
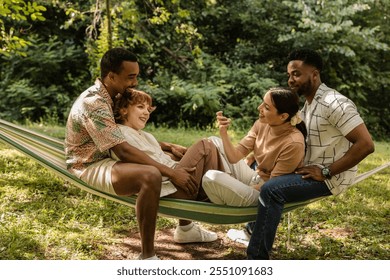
[202,136,261,207]
[170,138,226,201]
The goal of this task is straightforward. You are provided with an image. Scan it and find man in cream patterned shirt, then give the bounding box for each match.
[246,48,375,260]
[302,83,364,195]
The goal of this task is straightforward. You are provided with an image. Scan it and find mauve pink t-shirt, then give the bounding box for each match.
[237,121,305,181]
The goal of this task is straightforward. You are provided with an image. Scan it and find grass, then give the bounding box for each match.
[0,123,389,260]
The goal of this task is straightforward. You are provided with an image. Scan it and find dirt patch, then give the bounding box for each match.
[103,228,247,260]
[318,227,355,239]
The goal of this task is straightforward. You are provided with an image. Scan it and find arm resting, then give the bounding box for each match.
[111,142,174,178]
[328,123,375,176]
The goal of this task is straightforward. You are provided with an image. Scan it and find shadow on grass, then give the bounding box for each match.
[0,148,138,259]
[101,228,247,260]
[271,174,389,260]
[0,228,45,260]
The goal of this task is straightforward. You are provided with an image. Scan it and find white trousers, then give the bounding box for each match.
[202,136,261,207]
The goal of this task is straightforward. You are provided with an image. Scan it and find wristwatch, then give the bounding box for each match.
[321,166,332,179]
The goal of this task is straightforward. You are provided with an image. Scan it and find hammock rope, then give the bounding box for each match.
[0,119,389,224]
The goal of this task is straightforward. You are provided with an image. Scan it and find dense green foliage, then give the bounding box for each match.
[0,0,46,57]
[0,0,389,139]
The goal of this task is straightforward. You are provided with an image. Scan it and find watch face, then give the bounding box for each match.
[322,167,331,178]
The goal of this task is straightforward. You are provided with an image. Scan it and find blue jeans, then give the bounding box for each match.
[246,173,332,260]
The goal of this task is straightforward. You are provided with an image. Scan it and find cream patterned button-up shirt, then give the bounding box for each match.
[302,83,364,195]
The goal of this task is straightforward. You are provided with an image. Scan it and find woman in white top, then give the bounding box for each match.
[111,88,225,244]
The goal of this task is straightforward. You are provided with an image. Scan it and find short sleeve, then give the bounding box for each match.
[325,93,364,136]
[84,102,126,152]
[236,121,259,157]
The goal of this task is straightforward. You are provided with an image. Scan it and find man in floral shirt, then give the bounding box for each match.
[65,48,196,260]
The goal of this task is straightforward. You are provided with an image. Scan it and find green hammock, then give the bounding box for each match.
[0,119,389,224]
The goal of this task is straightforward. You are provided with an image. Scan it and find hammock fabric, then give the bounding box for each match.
[0,119,389,224]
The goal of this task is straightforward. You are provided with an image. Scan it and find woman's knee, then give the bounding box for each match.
[195,138,218,154]
[203,169,221,182]
[207,136,222,148]
[204,138,220,153]
[202,170,222,189]
[192,138,209,152]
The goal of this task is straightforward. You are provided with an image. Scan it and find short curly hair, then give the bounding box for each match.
[100,48,138,79]
[287,48,323,71]
[113,88,156,124]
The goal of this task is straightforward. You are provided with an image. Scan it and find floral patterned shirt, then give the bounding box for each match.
[65,79,126,177]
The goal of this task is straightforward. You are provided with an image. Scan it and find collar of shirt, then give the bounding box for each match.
[94,78,114,107]
[267,121,296,137]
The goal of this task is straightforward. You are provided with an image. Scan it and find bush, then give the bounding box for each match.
[142,54,279,129]
[0,36,90,123]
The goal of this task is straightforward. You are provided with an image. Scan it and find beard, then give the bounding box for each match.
[296,79,312,97]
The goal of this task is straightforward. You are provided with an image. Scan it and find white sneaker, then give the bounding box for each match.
[174,223,218,243]
[226,229,250,246]
[137,254,160,260]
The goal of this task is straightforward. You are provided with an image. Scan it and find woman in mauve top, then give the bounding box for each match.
[203,87,307,207]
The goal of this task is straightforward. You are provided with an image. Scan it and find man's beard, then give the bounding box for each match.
[296,79,312,97]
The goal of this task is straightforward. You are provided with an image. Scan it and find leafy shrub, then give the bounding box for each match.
[0,36,90,123]
[141,54,280,129]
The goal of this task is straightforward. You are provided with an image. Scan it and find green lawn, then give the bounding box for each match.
[0,124,389,259]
